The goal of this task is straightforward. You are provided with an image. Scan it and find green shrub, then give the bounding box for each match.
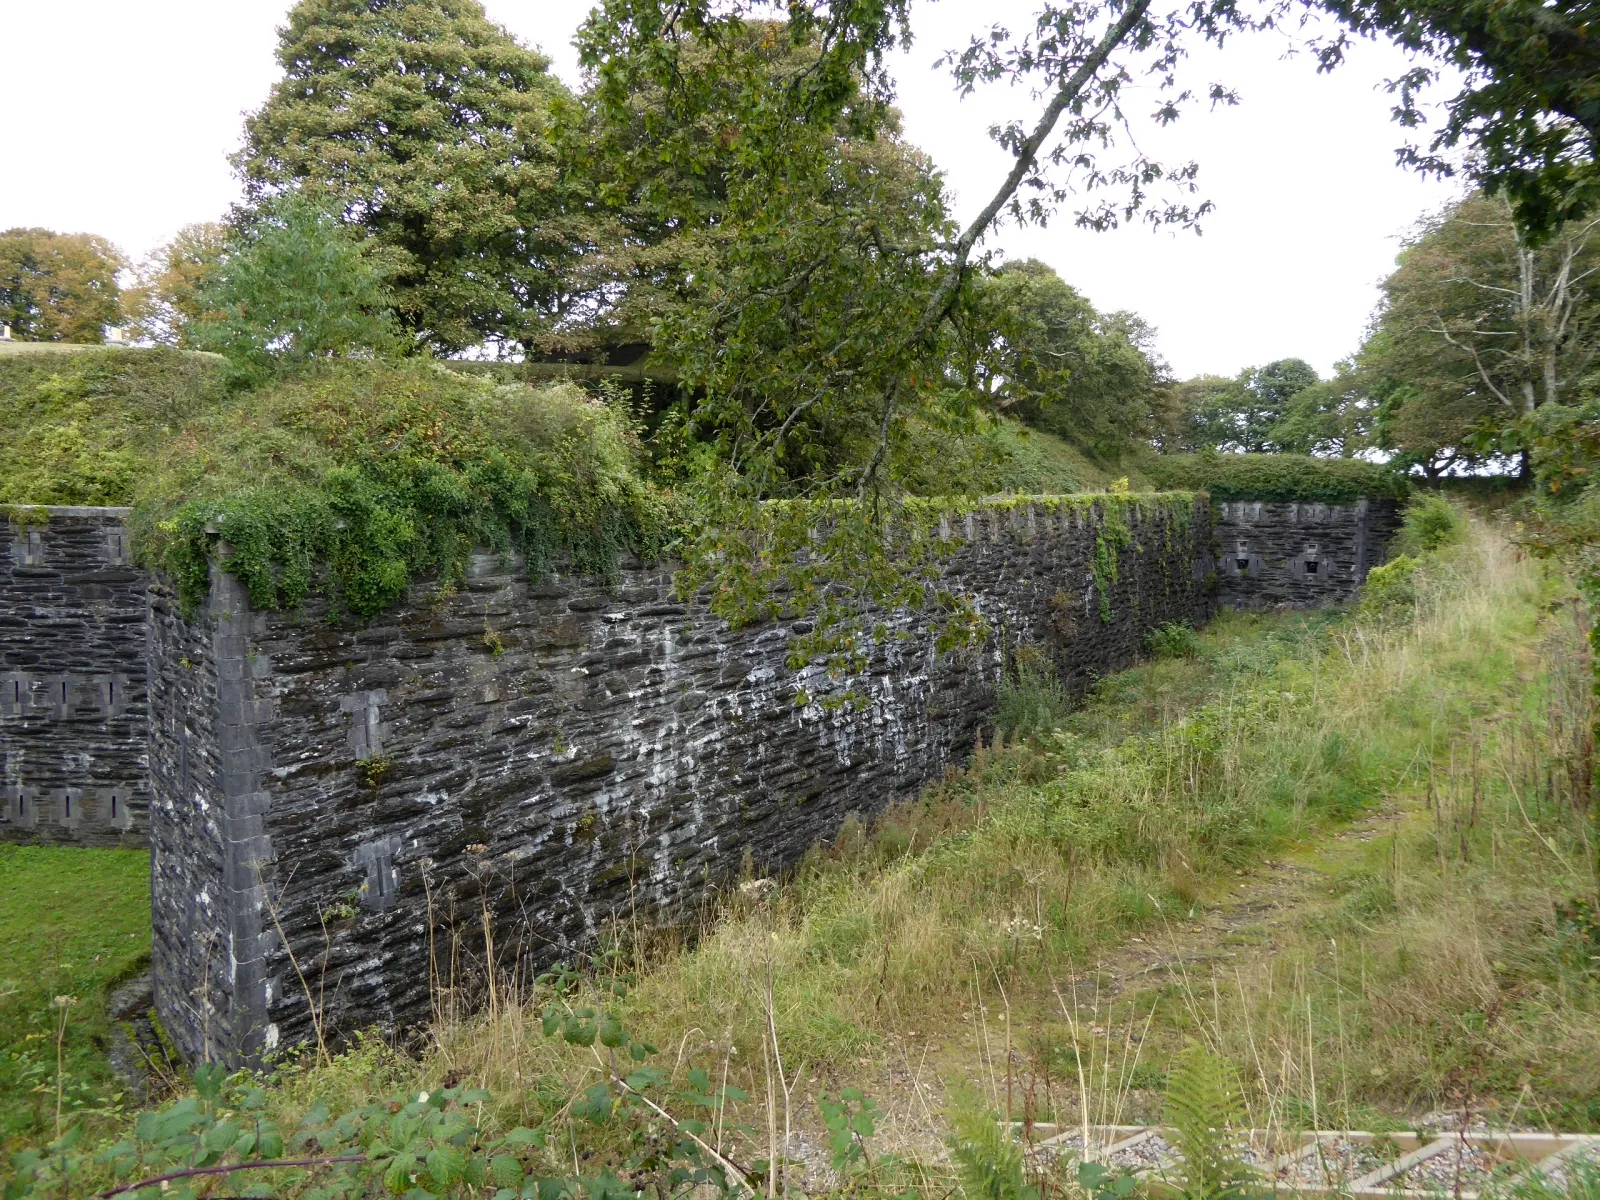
[3,998,760,1200]
[1144,451,1409,503]
[1395,492,1464,555]
[1360,554,1419,612]
[1145,620,1202,659]
[131,360,675,617]
[0,348,224,505]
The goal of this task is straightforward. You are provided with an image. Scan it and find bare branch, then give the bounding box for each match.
[100,1156,366,1198]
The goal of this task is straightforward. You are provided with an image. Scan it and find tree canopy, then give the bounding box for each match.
[1267,366,1374,457]
[1166,359,1324,453]
[1314,0,1600,240]
[0,228,125,343]
[967,259,1165,458]
[190,196,403,385]
[125,223,228,349]
[236,0,574,354]
[1364,192,1600,474]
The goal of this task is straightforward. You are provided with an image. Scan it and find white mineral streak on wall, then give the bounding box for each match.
[148,498,1243,1065]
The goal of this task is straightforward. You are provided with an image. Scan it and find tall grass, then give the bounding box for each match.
[577,521,1554,1072]
[105,510,1590,1198]
[269,516,1580,1121]
[1143,551,1600,1133]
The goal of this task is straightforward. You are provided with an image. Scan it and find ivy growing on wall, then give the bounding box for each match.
[129,361,676,617]
[0,504,51,529]
[677,488,1199,688]
[1093,509,1134,622]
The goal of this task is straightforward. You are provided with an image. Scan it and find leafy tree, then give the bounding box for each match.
[1313,0,1600,238]
[1268,363,1374,456]
[582,11,963,487]
[190,195,402,384]
[558,21,944,375]
[125,223,228,348]
[1362,330,1500,478]
[0,228,125,343]
[1366,192,1600,474]
[1149,374,1229,451]
[1180,359,1321,453]
[236,0,574,354]
[969,259,1164,458]
[575,0,1263,667]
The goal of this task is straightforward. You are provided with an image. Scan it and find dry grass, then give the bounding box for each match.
[242,513,1597,1192]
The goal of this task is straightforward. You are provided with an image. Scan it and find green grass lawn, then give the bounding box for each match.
[0,845,150,1144]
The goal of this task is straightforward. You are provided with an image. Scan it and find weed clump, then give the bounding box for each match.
[1360,554,1420,613]
[946,1087,1039,1200]
[1145,621,1202,660]
[1395,492,1465,555]
[1164,1042,1253,1200]
[995,644,1071,738]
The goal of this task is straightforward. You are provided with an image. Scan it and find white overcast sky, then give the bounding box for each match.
[0,1,1462,379]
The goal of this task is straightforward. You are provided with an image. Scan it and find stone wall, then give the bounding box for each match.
[1209,499,1402,610]
[0,490,1401,1064]
[1,506,147,847]
[148,497,1214,1065]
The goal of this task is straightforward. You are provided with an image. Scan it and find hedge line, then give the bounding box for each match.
[1143,452,1409,503]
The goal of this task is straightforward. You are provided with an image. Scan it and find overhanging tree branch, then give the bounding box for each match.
[918,0,1154,341]
[857,0,1155,495]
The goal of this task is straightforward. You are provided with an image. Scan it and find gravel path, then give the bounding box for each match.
[1107,1132,1180,1173]
[1276,1137,1403,1189]
[1392,1139,1517,1192]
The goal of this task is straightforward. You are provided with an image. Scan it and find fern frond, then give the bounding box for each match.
[945,1087,1040,1200]
[1162,1041,1255,1200]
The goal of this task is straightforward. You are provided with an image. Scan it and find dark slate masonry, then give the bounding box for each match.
[1,506,147,847]
[0,493,1398,1065]
[149,497,1222,1065]
[1209,499,1402,610]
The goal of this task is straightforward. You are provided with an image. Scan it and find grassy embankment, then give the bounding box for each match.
[249,508,1597,1162]
[0,847,149,1142]
[0,349,1116,515]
